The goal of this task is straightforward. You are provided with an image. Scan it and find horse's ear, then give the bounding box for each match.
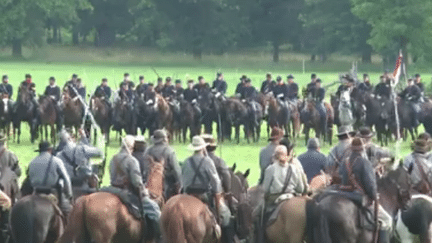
[231,163,236,172]
[244,169,250,178]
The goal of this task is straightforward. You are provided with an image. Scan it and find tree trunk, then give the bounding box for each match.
[53,25,58,43]
[59,28,62,44]
[95,24,116,47]
[361,46,372,63]
[72,25,79,45]
[273,41,279,62]
[311,54,316,62]
[12,38,22,57]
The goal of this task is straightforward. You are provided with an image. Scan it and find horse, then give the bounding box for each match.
[299,99,334,146]
[12,85,38,144]
[112,97,137,142]
[267,97,300,139]
[10,194,65,243]
[57,157,165,243]
[397,98,418,141]
[307,164,412,243]
[244,99,263,143]
[38,95,58,144]
[223,98,249,143]
[198,90,223,138]
[62,89,84,136]
[0,94,12,139]
[154,94,173,139]
[90,96,112,144]
[364,93,393,146]
[179,100,200,143]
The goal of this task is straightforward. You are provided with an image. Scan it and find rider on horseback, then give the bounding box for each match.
[235,75,247,97]
[340,138,392,243]
[212,72,227,97]
[399,78,422,127]
[17,74,39,120]
[28,141,73,218]
[326,125,356,172]
[94,78,113,119]
[240,78,260,127]
[44,77,63,128]
[358,73,373,93]
[110,135,161,240]
[174,79,184,100]
[162,77,175,99]
[260,73,275,94]
[358,127,392,168]
[306,73,317,96]
[184,80,201,119]
[136,75,148,98]
[313,79,327,133]
[0,75,14,111]
[403,138,432,194]
[182,136,234,242]
[286,74,298,102]
[259,128,284,184]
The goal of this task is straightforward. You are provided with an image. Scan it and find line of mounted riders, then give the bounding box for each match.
[0,71,430,146]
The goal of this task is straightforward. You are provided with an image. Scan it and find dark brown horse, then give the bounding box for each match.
[57,158,165,243]
[267,97,300,140]
[62,89,83,136]
[299,99,334,145]
[223,98,249,143]
[90,96,112,144]
[10,194,65,243]
[38,95,58,144]
[13,85,38,143]
[179,100,200,143]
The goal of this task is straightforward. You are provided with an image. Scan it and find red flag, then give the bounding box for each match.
[393,51,403,82]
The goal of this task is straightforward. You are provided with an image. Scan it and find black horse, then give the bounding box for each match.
[307,164,411,243]
[198,90,224,140]
[12,85,38,144]
[223,98,249,143]
[179,100,200,143]
[364,94,394,146]
[112,97,137,141]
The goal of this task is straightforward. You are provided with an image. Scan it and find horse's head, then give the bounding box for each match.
[380,163,412,210]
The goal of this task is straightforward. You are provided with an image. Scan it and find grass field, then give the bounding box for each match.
[0,47,428,187]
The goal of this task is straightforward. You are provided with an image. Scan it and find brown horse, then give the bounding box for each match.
[267,97,300,140]
[90,96,111,144]
[299,99,334,145]
[160,194,221,243]
[10,194,65,243]
[155,94,173,140]
[38,95,58,144]
[62,90,83,136]
[57,159,165,243]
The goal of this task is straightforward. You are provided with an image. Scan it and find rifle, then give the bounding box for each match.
[151,67,161,79]
[323,80,342,89]
[68,85,100,130]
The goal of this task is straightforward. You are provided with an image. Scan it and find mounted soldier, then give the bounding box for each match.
[56,130,102,193]
[174,79,184,100]
[313,79,327,132]
[339,137,393,243]
[155,77,164,94]
[297,138,326,183]
[358,73,373,93]
[194,76,210,95]
[374,75,391,99]
[403,138,432,194]
[201,134,231,193]
[118,81,134,105]
[235,75,247,97]
[184,80,201,118]
[326,125,356,174]
[259,145,309,243]
[286,74,298,103]
[136,75,148,98]
[143,129,182,199]
[94,78,112,105]
[182,136,234,243]
[0,75,13,99]
[17,74,39,116]
[336,75,355,99]
[399,78,422,127]
[119,73,135,91]
[162,77,175,99]
[44,77,63,128]
[414,73,424,95]
[109,135,161,239]
[27,141,73,218]
[259,127,284,184]
[240,78,260,126]
[272,76,288,101]
[212,72,227,97]
[306,73,317,97]
[358,127,392,168]
[260,73,275,94]
[65,74,78,89]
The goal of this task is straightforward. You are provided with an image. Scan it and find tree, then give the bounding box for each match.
[351,0,432,64]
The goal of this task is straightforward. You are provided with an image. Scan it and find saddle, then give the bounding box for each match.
[100,186,142,219]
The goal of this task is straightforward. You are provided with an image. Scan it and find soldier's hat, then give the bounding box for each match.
[175,79,181,84]
[217,72,223,77]
[198,76,204,80]
[187,79,194,84]
[166,77,172,82]
[276,76,282,82]
[266,73,272,78]
[240,75,247,81]
[412,139,430,153]
[102,78,108,82]
[72,74,78,78]
[311,73,317,78]
[415,73,421,78]
[188,136,208,151]
[358,127,374,139]
[25,74,31,78]
[351,137,364,152]
[201,134,217,147]
[124,73,130,77]
[157,77,163,82]
[49,76,55,81]
[152,129,168,144]
[337,125,355,137]
[35,141,53,152]
[287,74,294,79]
[2,75,8,80]
[363,73,369,78]
[316,78,322,83]
[139,75,144,80]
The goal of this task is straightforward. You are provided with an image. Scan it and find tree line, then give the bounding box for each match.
[0,0,431,64]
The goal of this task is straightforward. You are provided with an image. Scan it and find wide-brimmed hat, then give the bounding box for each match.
[35,141,53,152]
[201,134,217,147]
[188,136,208,151]
[412,139,430,153]
[287,74,294,79]
[337,125,355,137]
[122,135,135,150]
[269,127,284,141]
[358,127,374,139]
[351,137,364,152]
[151,130,168,144]
[240,75,247,81]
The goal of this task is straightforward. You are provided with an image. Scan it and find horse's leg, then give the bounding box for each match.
[183,125,187,144]
[304,126,309,146]
[45,125,48,141]
[236,125,240,144]
[17,122,21,144]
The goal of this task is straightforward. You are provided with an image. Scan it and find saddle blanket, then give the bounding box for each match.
[100,186,142,219]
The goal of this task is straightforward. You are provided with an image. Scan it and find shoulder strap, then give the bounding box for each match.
[345,156,365,193]
[414,155,431,189]
[190,157,207,186]
[281,164,293,193]
[42,156,54,186]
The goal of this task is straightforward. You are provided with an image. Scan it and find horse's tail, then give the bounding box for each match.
[306,199,332,243]
[164,203,187,243]
[10,198,35,243]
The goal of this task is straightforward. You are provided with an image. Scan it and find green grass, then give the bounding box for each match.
[0,48,425,187]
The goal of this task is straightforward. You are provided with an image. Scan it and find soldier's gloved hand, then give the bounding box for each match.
[192,99,197,104]
[277,93,284,98]
[215,92,221,98]
[50,95,56,100]
[146,99,153,105]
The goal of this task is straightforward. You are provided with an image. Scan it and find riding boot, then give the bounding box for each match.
[255,220,265,243]
[378,229,390,243]
[0,209,10,243]
[221,216,236,243]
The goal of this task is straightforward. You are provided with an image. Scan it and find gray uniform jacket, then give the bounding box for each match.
[403,153,432,186]
[259,143,278,183]
[326,139,352,172]
[57,142,102,179]
[0,145,21,177]
[110,147,143,190]
[182,153,222,194]
[365,144,392,167]
[28,152,72,198]
[208,152,231,192]
[144,143,182,188]
[262,161,307,196]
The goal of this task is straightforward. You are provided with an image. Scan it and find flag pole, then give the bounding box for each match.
[392,50,403,160]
